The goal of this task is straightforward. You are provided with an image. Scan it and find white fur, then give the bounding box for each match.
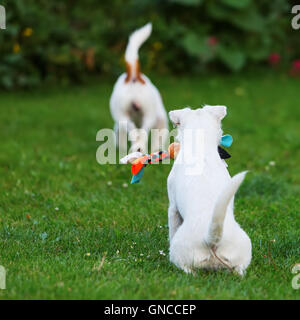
[167,106,252,276]
[110,23,168,154]
[120,152,144,164]
[125,23,152,75]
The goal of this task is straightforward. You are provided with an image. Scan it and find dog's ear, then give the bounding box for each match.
[169,110,181,126]
[203,105,227,120]
[169,108,190,126]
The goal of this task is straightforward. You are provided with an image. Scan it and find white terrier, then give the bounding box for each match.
[110,23,168,154]
[167,106,252,276]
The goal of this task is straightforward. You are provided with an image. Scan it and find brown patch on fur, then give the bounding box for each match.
[125,62,132,83]
[124,60,145,84]
[135,60,145,84]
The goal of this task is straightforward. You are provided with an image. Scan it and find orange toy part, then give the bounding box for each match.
[168,142,180,159]
[131,144,179,176]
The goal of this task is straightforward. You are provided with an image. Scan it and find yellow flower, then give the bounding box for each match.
[23,27,33,37]
[13,43,20,53]
[153,41,163,50]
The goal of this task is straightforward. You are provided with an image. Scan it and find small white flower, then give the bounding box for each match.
[140,253,143,256]
[159,225,162,229]
[107,181,112,186]
[116,250,119,254]
[269,161,276,166]
[159,250,166,256]
[122,183,128,188]
[55,207,59,211]
[86,252,91,256]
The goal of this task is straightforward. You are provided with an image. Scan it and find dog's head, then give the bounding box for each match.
[169,105,227,144]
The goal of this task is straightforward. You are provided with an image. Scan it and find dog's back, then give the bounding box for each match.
[110,23,168,153]
[167,106,252,275]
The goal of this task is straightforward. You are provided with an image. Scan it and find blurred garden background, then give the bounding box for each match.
[0,1,299,299]
[0,0,300,89]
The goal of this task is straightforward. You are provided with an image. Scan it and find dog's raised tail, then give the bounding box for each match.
[125,23,152,83]
[207,171,247,247]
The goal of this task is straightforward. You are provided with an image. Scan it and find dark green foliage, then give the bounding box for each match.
[0,0,298,88]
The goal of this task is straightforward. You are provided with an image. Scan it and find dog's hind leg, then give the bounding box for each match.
[151,119,169,153]
[114,122,120,147]
[150,117,169,152]
[116,117,136,152]
[168,205,183,242]
[132,113,156,153]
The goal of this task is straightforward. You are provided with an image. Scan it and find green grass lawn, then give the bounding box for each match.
[0,72,299,299]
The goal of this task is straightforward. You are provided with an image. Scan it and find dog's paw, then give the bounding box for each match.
[182,266,194,274]
[233,266,246,277]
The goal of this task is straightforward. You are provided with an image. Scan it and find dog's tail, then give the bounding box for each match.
[206,171,247,247]
[124,22,152,84]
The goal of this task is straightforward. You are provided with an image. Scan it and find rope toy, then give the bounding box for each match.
[123,134,233,184]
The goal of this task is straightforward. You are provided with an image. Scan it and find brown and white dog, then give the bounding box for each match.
[110,23,168,154]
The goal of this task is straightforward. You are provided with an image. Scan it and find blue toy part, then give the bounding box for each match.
[131,166,145,184]
[220,134,233,148]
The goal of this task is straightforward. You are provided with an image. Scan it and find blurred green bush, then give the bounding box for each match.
[0,0,298,89]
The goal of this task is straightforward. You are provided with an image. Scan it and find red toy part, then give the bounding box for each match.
[131,156,148,175]
[131,151,170,175]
